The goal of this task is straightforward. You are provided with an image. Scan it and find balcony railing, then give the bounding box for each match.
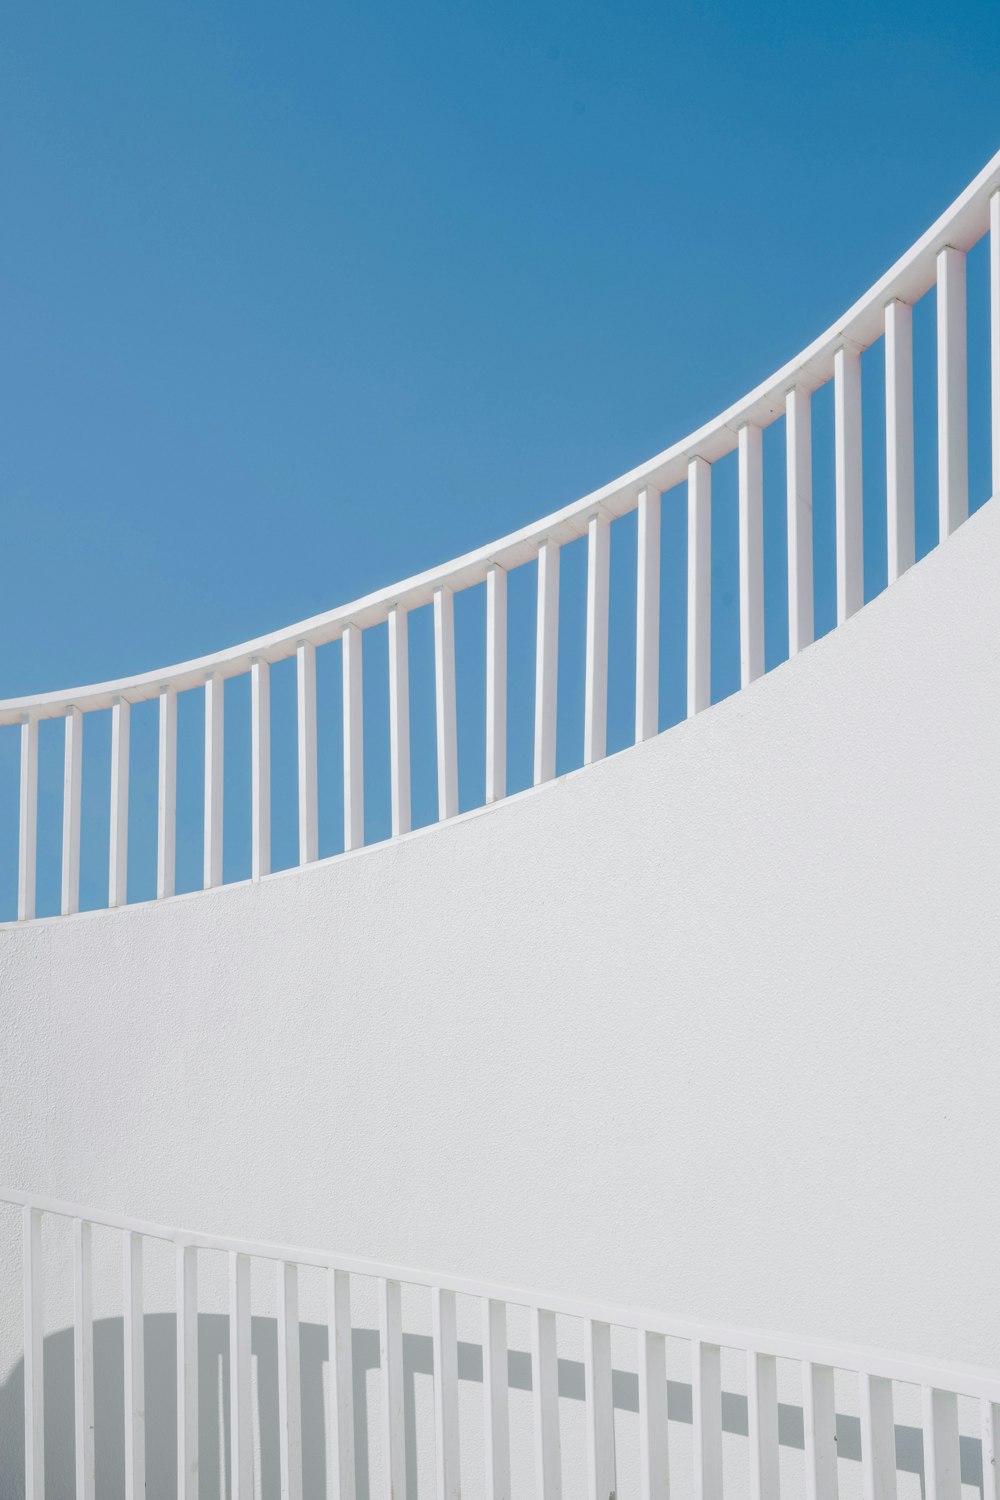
[3,152,1000,920]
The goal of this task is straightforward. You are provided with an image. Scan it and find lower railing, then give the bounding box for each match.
[1,1190,998,1499]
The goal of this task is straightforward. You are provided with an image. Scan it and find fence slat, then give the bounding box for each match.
[485,565,507,803]
[635,485,661,743]
[483,1298,510,1500]
[532,1306,562,1499]
[73,1219,95,1500]
[433,1286,461,1500]
[388,606,411,836]
[584,513,610,765]
[937,245,968,539]
[585,1318,616,1500]
[982,1398,1000,1500]
[61,706,83,915]
[692,1340,722,1500]
[748,1350,779,1500]
[885,299,915,582]
[176,1243,199,1500]
[278,1261,303,1500]
[251,658,271,879]
[992,191,1000,504]
[922,1387,960,1500]
[18,717,38,921]
[229,1251,253,1500]
[434,586,459,820]
[327,1269,356,1500]
[203,673,224,889]
[343,625,364,852]
[803,1361,838,1500]
[834,345,864,623]
[123,1231,145,1500]
[379,1278,405,1500]
[687,458,712,717]
[638,1329,669,1500]
[157,685,177,899]
[534,540,560,785]
[23,1206,44,1500]
[860,1373,896,1500]
[738,423,765,687]
[296,641,319,864]
[109,696,131,906]
[786,385,814,655]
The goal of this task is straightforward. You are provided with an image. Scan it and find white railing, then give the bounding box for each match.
[3,1187,999,1500]
[4,152,1000,919]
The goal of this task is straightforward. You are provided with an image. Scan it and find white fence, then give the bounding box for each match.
[3,1188,999,1500]
[2,153,999,920]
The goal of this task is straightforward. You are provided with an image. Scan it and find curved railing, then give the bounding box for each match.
[4,151,1000,919]
[3,1187,999,1499]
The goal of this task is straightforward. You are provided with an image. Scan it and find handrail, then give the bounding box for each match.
[2,145,999,726]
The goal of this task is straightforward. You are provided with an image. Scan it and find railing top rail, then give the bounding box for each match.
[1,147,998,729]
[5,1185,999,1400]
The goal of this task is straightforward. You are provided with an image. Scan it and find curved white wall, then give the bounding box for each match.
[1,501,998,1382]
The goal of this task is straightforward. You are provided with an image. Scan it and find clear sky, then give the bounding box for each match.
[1,0,997,914]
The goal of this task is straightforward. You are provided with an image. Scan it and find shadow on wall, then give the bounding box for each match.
[0,1316,990,1498]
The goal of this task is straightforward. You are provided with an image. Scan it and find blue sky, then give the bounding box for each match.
[1,0,997,914]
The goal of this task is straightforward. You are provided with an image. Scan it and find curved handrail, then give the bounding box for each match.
[2,145,999,726]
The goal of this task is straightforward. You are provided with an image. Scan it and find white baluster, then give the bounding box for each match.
[687,458,711,717]
[61,706,83,916]
[834,345,864,623]
[584,512,610,766]
[278,1262,303,1500]
[23,1207,44,1500]
[991,191,1000,504]
[982,1398,1000,1500]
[388,606,412,836]
[434,586,459,820]
[18,717,38,921]
[74,1219,95,1500]
[251,658,271,880]
[585,1318,616,1500]
[635,486,661,743]
[738,423,765,687]
[203,673,224,889]
[109,695,131,907]
[860,1373,896,1500]
[638,1329,669,1500]
[433,1287,461,1500]
[229,1251,253,1500]
[157,686,177,900]
[922,1387,960,1500]
[176,1243,199,1500]
[885,300,915,582]
[123,1231,145,1500]
[379,1278,405,1500]
[296,641,318,864]
[483,1298,510,1500]
[486,565,508,803]
[786,385,814,654]
[692,1340,722,1500]
[327,1269,356,1500]
[937,246,968,539]
[747,1350,779,1500]
[531,1307,562,1499]
[534,540,560,786]
[342,625,364,852]
[803,1361,838,1500]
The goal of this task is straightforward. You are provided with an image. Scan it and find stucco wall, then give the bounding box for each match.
[0,500,997,1491]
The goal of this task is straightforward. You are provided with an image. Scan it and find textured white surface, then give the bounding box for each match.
[0,501,997,1387]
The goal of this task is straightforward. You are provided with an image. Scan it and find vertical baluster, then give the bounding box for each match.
[109,695,131,907]
[486,565,508,803]
[834,345,864,623]
[585,1318,616,1500]
[327,1269,356,1500]
[157,686,177,900]
[23,1206,44,1500]
[343,625,364,852]
[533,540,560,786]
[123,1231,145,1500]
[278,1262,303,1500]
[296,641,318,864]
[738,423,765,687]
[73,1219,95,1500]
[803,1362,838,1500]
[937,245,968,539]
[176,1243,199,1500]
[229,1251,253,1500]
[434,587,459,820]
[584,512,610,765]
[860,1373,896,1500]
[692,1340,722,1500]
[251,658,271,880]
[531,1307,562,1499]
[483,1298,510,1500]
[982,1398,1000,1500]
[433,1287,460,1500]
[747,1350,779,1500]
[687,458,711,717]
[18,716,38,921]
[635,485,661,743]
[61,706,83,916]
[885,300,915,582]
[922,1387,960,1500]
[638,1329,669,1500]
[203,673,224,889]
[991,191,1000,504]
[379,1278,405,1500]
[388,606,411,837]
[785,385,814,654]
